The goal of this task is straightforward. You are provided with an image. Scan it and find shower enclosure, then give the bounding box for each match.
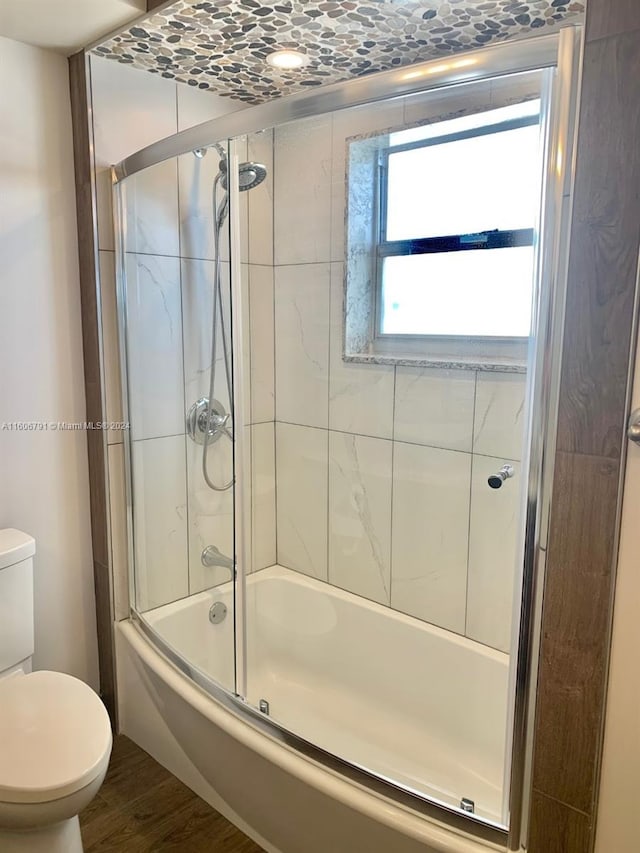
[113,28,580,848]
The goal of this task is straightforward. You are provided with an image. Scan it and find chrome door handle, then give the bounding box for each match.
[488,464,514,489]
[627,409,640,444]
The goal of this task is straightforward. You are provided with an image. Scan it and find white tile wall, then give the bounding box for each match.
[466,455,521,652]
[186,435,235,594]
[394,366,476,452]
[132,434,189,611]
[267,102,532,650]
[328,431,392,605]
[125,253,185,441]
[473,371,526,461]
[181,257,232,417]
[276,422,328,580]
[178,149,221,261]
[247,129,274,267]
[125,158,180,257]
[176,144,249,267]
[330,100,404,263]
[98,250,124,445]
[252,422,276,571]
[274,115,332,265]
[249,264,275,424]
[275,263,330,428]
[391,442,471,634]
[329,262,394,438]
[176,85,245,132]
[93,60,278,626]
[108,442,129,621]
[103,73,533,648]
[90,55,178,253]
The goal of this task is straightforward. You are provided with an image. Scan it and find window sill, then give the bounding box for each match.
[344,351,527,373]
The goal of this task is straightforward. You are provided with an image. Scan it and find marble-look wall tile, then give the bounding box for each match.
[90,55,178,253]
[247,129,274,267]
[275,263,330,428]
[391,441,470,633]
[177,84,245,132]
[178,148,221,262]
[328,431,392,605]
[467,454,522,652]
[276,422,328,580]
[178,139,249,264]
[249,264,275,424]
[98,250,124,445]
[108,442,129,620]
[274,115,332,265]
[473,371,526,461]
[124,158,180,257]
[394,367,476,452]
[329,262,394,438]
[125,254,185,441]
[131,434,189,611]
[181,257,232,419]
[186,434,234,594]
[331,100,404,264]
[252,422,276,571]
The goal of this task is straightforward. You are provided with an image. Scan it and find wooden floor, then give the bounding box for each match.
[80,735,265,852]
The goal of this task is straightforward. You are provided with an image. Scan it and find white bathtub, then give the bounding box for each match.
[117,566,510,853]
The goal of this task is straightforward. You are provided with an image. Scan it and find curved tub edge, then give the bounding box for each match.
[116,619,507,853]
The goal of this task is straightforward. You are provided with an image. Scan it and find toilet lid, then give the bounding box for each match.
[0,671,112,804]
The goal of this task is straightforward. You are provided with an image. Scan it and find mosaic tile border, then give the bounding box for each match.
[93,0,584,105]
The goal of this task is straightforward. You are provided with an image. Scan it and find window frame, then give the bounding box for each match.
[373,111,540,346]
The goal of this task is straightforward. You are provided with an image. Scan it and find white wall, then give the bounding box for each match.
[0,37,99,688]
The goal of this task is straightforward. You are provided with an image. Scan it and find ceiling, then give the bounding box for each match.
[94,0,585,105]
[0,0,146,54]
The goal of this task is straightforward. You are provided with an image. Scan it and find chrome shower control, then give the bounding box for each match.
[186,397,229,445]
[488,464,514,489]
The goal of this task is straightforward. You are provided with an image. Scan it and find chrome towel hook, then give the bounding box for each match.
[488,464,514,489]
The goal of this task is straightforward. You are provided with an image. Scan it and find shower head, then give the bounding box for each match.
[218,159,267,192]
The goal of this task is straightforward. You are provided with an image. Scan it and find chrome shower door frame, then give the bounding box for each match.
[111,26,583,850]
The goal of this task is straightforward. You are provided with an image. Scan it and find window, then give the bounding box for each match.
[376,100,541,343]
[343,75,548,370]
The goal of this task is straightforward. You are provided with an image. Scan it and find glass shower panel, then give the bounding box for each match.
[239,72,542,825]
[119,150,237,693]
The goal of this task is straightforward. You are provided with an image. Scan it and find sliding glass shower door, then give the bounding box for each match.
[118,148,239,693]
[114,31,580,837]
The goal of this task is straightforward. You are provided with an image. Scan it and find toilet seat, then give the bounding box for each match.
[0,671,112,804]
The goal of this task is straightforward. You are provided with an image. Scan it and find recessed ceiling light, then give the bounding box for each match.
[266,49,310,70]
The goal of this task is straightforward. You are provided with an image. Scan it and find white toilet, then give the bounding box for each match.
[0,529,112,853]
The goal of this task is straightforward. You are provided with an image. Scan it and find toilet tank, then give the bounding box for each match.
[0,529,35,673]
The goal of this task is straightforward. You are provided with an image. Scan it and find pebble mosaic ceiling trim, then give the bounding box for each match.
[93,0,584,105]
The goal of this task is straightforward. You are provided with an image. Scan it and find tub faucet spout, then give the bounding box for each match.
[201,545,234,572]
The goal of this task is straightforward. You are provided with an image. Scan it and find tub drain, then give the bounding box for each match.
[209,602,227,624]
